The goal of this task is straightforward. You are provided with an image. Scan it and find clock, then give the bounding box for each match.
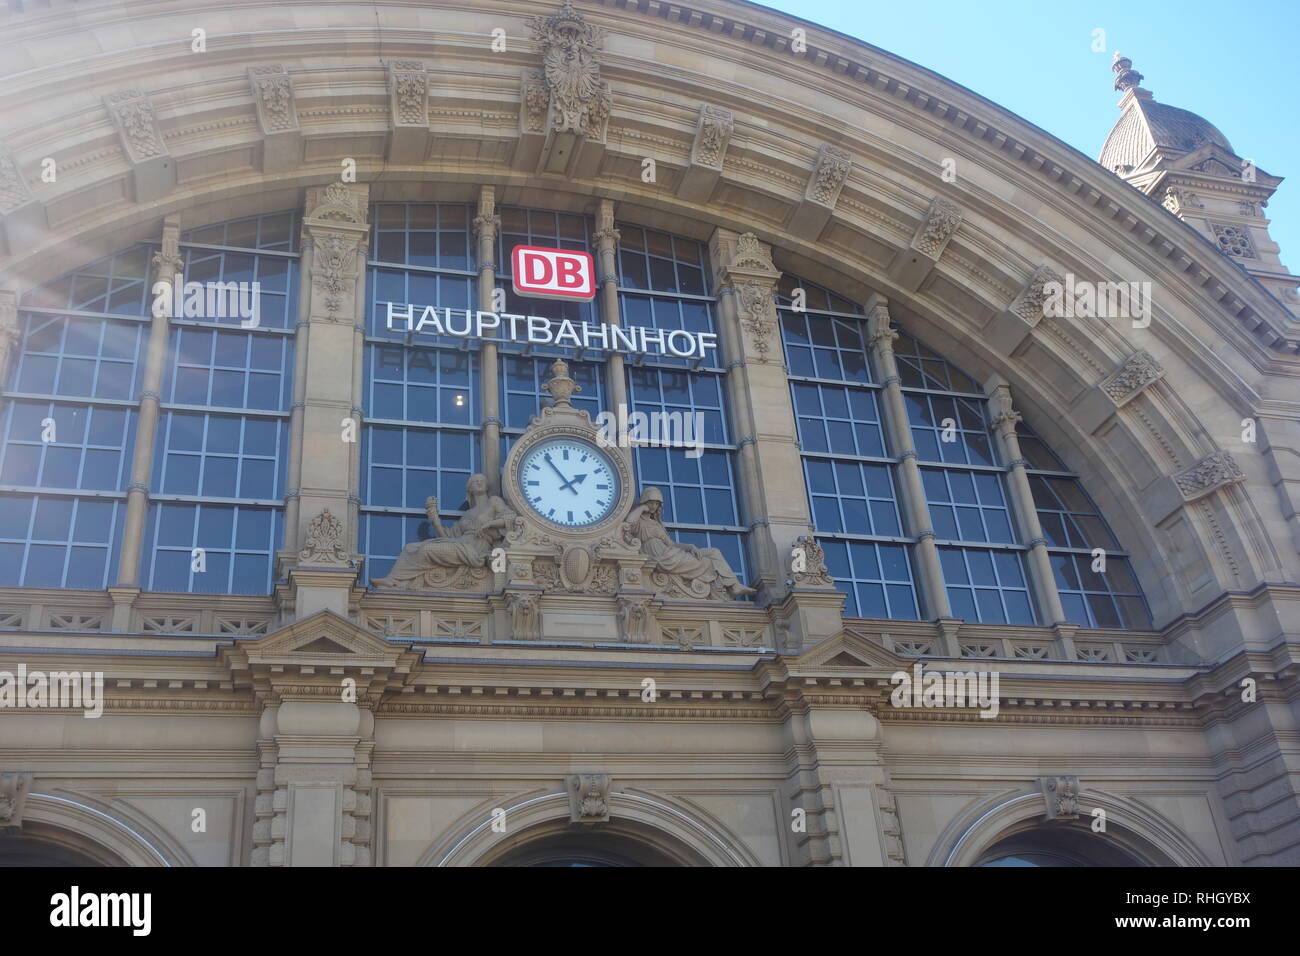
[516,436,621,529]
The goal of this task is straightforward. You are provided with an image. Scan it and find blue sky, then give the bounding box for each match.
[756,0,1300,276]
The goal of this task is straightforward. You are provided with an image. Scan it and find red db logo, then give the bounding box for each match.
[511,245,596,301]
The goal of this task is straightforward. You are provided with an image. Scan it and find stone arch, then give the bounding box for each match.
[2,0,1295,626]
[928,787,1216,868]
[12,793,177,867]
[420,790,760,867]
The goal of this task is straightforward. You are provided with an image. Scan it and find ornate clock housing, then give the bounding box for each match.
[501,360,634,539]
[516,436,620,529]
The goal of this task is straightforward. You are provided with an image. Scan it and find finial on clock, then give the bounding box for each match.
[542,358,581,407]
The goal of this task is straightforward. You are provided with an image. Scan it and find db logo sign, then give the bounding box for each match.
[511,245,596,301]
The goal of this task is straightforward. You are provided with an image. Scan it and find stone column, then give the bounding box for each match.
[275,183,369,619]
[0,289,19,388]
[592,199,627,412]
[473,187,503,493]
[283,231,314,551]
[986,376,1067,625]
[114,215,182,598]
[865,299,952,620]
[707,229,810,596]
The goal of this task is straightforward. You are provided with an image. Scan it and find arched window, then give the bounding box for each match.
[779,276,918,619]
[0,247,151,589]
[619,224,746,581]
[142,212,296,594]
[781,276,1148,630]
[362,202,480,584]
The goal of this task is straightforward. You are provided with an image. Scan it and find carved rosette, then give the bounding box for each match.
[387,60,428,126]
[692,104,735,170]
[913,196,963,259]
[526,1,612,140]
[299,509,350,565]
[1101,350,1164,404]
[0,149,34,215]
[248,65,298,133]
[806,144,851,207]
[103,88,166,161]
[1174,451,1245,502]
[1009,263,1065,323]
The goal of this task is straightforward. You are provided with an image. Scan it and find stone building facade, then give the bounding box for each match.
[0,0,1297,866]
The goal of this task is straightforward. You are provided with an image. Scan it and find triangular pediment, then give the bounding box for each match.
[795,628,902,670]
[236,609,404,665]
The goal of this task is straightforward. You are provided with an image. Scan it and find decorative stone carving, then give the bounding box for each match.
[622,488,755,600]
[913,196,963,259]
[567,772,611,824]
[1174,451,1245,502]
[299,509,349,566]
[311,233,361,320]
[735,281,776,357]
[506,591,541,641]
[1039,775,1080,820]
[1211,222,1256,259]
[526,1,612,139]
[1008,263,1065,323]
[790,535,835,587]
[987,383,1022,434]
[732,232,775,272]
[103,88,166,161]
[591,199,619,249]
[248,65,298,132]
[0,290,19,387]
[617,596,652,643]
[0,148,34,216]
[1101,350,1164,404]
[541,357,580,406]
[691,104,734,170]
[805,144,851,207]
[387,60,428,126]
[521,70,550,134]
[372,475,516,590]
[1162,186,1203,214]
[0,771,32,828]
[306,182,367,225]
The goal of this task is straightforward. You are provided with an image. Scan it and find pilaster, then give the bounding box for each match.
[592,199,627,412]
[709,229,808,598]
[866,298,951,619]
[986,376,1067,625]
[474,187,502,493]
[115,215,181,593]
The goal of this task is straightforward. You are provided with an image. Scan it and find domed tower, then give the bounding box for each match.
[1100,53,1300,314]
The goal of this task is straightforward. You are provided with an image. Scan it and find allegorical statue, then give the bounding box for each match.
[372,474,516,589]
[623,487,756,599]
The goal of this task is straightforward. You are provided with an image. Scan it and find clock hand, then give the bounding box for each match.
[542,452,572,487]
[558,473,587,494]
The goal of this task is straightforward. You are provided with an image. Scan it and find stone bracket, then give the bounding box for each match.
[386,60,430,165]
[890,195,962,291]
[787,144,851,238]
[0,771,32,829]
[1039,775,1080,820]
[567,773,611,824]
[677,104,734,202]
[248,65,302,173]
[984,263,1063,356]
[102,88,172,203]
[1074,349,1165,433]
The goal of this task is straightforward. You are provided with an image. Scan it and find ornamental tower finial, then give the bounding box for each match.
[1112,51,1145,93]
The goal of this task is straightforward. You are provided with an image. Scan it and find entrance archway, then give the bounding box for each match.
[481,819,707,867]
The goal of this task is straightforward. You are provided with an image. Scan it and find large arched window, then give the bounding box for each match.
[0,247,150,589]
[362,202,480,585]
[142,212,296,594]
[620,224,746,582]
[780,275,1148,629]
[779,276,918,619]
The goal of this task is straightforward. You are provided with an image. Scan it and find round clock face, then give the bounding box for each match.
[517,437,620,528]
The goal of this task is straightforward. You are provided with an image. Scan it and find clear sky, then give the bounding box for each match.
[754,0,1300,277]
